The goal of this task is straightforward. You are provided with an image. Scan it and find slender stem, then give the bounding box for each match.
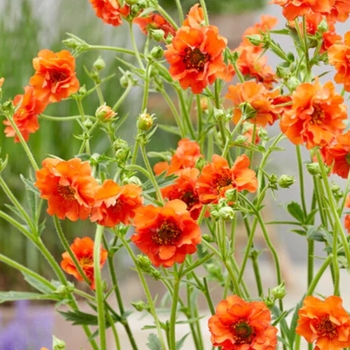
[141,61,152,111]
[176,88,195,139]
[106,309,121,350]
[113,80,134,111]
[94,225,107,350]
[296,145,307,216]
[129,22,144,70]
[139,142,164,203]
[174,0,184,23]
[199,0,209,25]
[119,234,167,350]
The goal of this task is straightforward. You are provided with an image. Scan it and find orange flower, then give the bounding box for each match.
[0,77,4,87]
[29,49,80,103]
[35,158,98,221]
[208,295,278,350]
[321,130,350,178]
[131,200,201,267]
[61,237,108,290]
[161,168,203,220]
[134,13,176,39]
[280,79,347,149]
[296,295,350,350]
[328,0,350,23]
[328,31,350,92]
[154,138,203,175]
[226,81,280,127]
[234,46,277,89]
[3,86,47,142]
[89,0,129,27]
[183,4,204,28]
[196,154,258,204]
[241,15,278,51]
[272,0,334,21]
[344,195,350,234]
[90,180,143,227]
[164,25,234,94]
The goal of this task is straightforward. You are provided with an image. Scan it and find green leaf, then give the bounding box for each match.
[176,333,189,350]
[146,334,162,350]
[22,271,54,294]
[20,174,40,195]
[289,297,305,348]
[0,291,59,303]
[58,310,98,326]
[157,124,181,136]
[286,202,305,222]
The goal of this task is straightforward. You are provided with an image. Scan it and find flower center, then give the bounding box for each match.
[231,320,254,344]
[183,47,210,71]
[310,104,325,125]
[214,172,232,193]
[49,70,68,83]
[152,221,181,245]
[180,190,198,210]
[79,256,93,267]
[57,185,76,201]
[316,316,338,339]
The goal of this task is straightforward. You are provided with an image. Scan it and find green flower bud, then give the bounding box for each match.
[306,162,321,176]
[137,111,155,131]
[53,336,66,350]
[270,282,286,299]
[131,300,150,312]
[151,29,166,42]
[246,34,262,46]
[218,206,235,220]
[149,46,164,60]
[287,77,301,92]
[93,56,106,71]
[278,174,295,188]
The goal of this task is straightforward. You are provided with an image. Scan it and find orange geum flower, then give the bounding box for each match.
[296,295,350,350]
[226,81,280,127]
[161,168,203,220]
[272,0,334,21]
[3,86,47,142]
[131,200,201,267]
[164,25,234,94]
[35,158,98,221]
[154,138,203,176]
[61,237,108,290]
[196,154,257,205]
[321,130,350,179]
[89,0,129,27]
[29,49,79,103]
[280,79,347,149]
[90,180,143,227]
[182,4,205,28]
[134,13,176,39]
[344,195,350,234]
[208,295,278,350]
[328,31,350,92]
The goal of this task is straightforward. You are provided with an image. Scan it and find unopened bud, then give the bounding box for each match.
[53,336,66,350]
[151,29,166,42]
[132,300,150,312]
[306,162,321,176]
[200,97,209,111]
[137,111,155,131]
[246,34,262,46]
[96,103,117,121]
[149,46,164,60]
[218,206,235,220]
[93,56,106,71]
[270,282,286,299]
[278,174,295,188]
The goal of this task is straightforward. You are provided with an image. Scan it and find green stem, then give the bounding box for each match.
[113,79,134,111]
[129,22,144,70]
[296,145,307,216]
[119,234,167,350]
[174,0,184,23]
[94,225,107,350]
[176,88,195,139]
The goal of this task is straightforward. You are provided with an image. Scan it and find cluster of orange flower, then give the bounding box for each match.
[3,50,79,142]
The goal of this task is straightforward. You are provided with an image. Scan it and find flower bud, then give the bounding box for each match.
[246,34,262,46]
[278,174,295,188]
[213,107,226,121]
[131,300,150,312]
[151,29,166,42]
[306,162,321,176]
[200,97,209,111]
[270,282,286,299]
[126,176,142,186]
[125,0,139,4]
[137,111,155,131]
[287,77,301,92]
[149,46,164,60]
[218,206,235,220]
[96,103,117,121]
[53,336,66,350]
[93,56,106,71]
[113,138,131,163]
[268,173,278,190]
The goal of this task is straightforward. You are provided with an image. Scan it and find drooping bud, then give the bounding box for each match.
[278,174,295,188]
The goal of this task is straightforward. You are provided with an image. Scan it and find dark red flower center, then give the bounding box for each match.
[231,320,254,344]
[310,104,325,125]
[183,47,210,71]
[180,190,198,210]
[58,185,76,201]
[49,70,68,83]
[152,221,181,245]
[214,172,232,193]
[316,316,337,339]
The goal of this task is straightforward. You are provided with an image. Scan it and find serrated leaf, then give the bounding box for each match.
[146,334,162,350]
[176,333,189,350]
[22,271,54,294]
[287,202,305,222]
[19,174,40,195]
[0,291,59,304]
[306,226,326,242]
[58,310,99,326]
